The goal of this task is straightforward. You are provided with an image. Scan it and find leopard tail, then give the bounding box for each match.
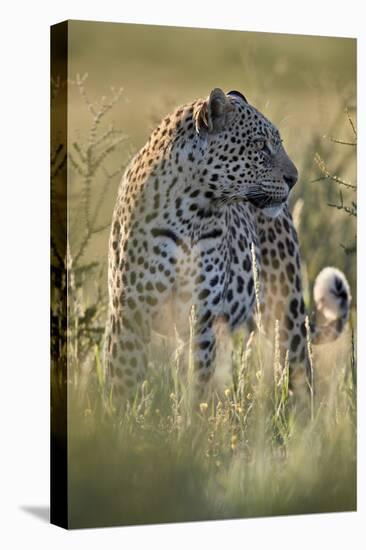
[310,267,352,345]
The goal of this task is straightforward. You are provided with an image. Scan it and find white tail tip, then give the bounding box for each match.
[313,267,351,321]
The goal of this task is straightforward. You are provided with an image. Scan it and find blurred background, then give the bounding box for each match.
[66,20,356,308]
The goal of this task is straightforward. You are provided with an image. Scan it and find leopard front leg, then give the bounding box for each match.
[173,307,219,402]
[104,294,151,406]
[255,206,308,371]
[105,255,174,407]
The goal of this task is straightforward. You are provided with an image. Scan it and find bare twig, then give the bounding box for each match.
[346,108,357,137]
[327,190,357,217]
[327,137,356,146]
[68,75,128,265]
[312,154,356,189]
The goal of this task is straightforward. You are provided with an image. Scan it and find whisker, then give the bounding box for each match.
[212,182,284,210]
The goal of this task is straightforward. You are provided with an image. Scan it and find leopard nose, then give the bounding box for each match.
[283,172,298,189]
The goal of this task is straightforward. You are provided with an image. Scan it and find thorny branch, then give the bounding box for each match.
[313,110,357,257]
[312,153,356,190]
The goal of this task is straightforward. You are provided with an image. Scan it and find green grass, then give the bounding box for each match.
[66,328,356,528]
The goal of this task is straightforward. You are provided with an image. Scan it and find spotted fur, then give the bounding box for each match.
[105,88,351,403]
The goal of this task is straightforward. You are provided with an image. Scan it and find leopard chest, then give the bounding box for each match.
[220,206,259,329]
[172,203,259,335]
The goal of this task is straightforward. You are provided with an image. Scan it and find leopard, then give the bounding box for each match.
[105,87,351,404]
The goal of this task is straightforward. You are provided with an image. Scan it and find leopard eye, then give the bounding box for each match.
[255,139,266,151]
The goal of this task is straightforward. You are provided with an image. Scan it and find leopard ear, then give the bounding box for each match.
[195,88,235,134]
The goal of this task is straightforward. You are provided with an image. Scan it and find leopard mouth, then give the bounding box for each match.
[248,194,287,209]
[246,181,289,209]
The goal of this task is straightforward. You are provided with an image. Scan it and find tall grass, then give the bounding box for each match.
[67,322,356,528]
